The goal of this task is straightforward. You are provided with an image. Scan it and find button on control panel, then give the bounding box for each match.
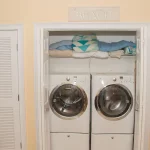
[113,78,117,82]
[66,77,70,81]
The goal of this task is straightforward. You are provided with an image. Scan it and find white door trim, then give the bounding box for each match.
[34,22,150,150]
[0,24,26,150]
[34,26,43,150]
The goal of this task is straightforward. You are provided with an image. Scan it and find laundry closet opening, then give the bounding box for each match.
[41,29,142,150]
[48,31,136,74]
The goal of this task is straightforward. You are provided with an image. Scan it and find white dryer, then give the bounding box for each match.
[91,74,135,150]
[92,74,135,134]
[49,74,90,150]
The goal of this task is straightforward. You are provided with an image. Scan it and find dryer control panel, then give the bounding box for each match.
[118,76,134,84]
[97,75,134,86]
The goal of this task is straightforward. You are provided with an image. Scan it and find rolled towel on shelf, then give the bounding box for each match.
[98,40,136,52]
[49,50,73,58]
[109,50,124,59]
[49,40,72,50]
[124,46,136,55]
[72,51,109,59]
[72,34,99,52]
[56,45,73,50]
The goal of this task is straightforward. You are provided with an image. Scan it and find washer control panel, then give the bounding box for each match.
[65,75,87,84]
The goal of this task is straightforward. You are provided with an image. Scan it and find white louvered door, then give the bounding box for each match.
[0,31,21,150]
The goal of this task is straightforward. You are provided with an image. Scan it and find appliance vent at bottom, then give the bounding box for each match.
[0,107,15,149]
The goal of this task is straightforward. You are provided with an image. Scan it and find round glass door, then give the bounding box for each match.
[95,84,133,120]
[49,84,88,119]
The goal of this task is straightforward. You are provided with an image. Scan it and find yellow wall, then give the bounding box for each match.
[0,0,150,150]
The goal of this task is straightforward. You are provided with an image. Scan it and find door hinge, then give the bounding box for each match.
[16,44,18,51]
[137,38,140,53]
[43,39,46,50]
[135,98,140,111]
[135,103,139,111]
[18,95,20,101]
[20,142,22,149]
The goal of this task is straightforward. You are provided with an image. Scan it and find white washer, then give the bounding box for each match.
[92,74,135,134]
[49,74,90,133]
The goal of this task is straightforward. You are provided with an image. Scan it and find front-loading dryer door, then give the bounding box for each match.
[49,84,88,119]
[95,84,133,120]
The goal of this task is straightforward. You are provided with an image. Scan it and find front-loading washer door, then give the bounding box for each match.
[49,84,88,119]
[95,84,133,120]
